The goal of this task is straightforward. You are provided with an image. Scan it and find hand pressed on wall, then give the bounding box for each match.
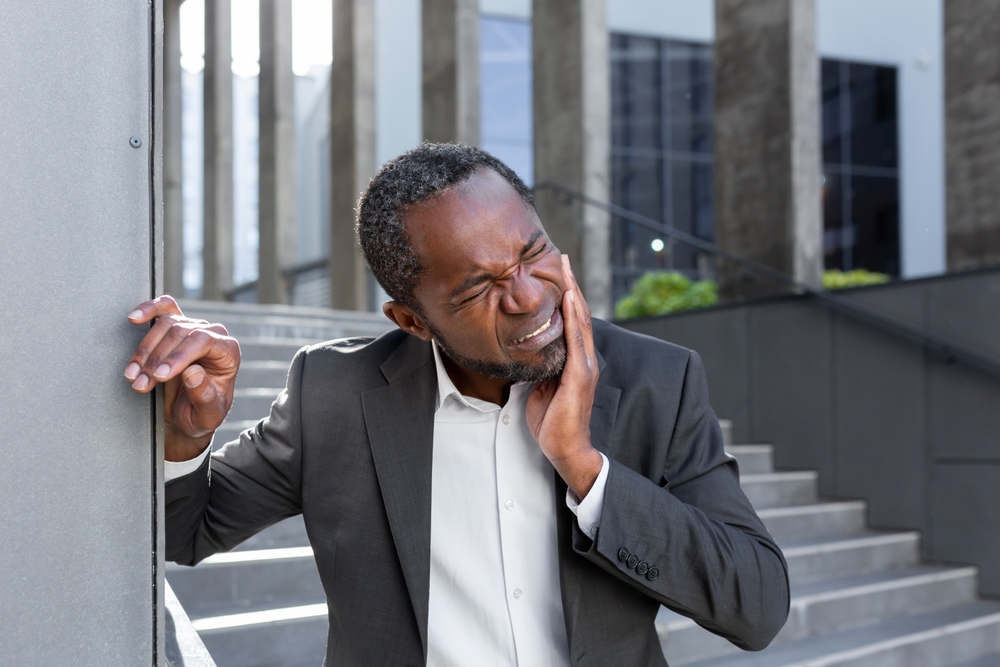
[124,295,241,462]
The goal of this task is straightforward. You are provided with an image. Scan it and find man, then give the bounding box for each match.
[126,144,788,666]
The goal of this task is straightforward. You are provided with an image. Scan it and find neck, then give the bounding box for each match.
[440,352,513,406]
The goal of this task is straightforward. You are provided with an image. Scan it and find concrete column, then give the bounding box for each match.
[258,0,297,304]
[330,0,376,311]
[422,0,480,145]
[945,0,1000,271]
[202,0,234,300]
[713,0,822,301]
[164,0,185,297]
[532,0,612,318]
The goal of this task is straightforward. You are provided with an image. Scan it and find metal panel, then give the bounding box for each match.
[0,0,158,664]
[749,301,835,484]
[623,307,753,444]
[833,285,927,531]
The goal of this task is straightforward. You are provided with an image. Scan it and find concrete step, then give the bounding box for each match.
[240,338,314,363]
[949,653,1000,667]
[740,471,818,508]
[227,387,284,422]
[758,501,868,542]
[683,600,1000,667]
[214,419,259,445]
[194,605,328,667]
[728,444,774,475]
[166,547,323,619]
[658,565,980,664]
[781,531,920,584]
[236,360,293,390]
[178,298,392,341]
[233,516,310,552]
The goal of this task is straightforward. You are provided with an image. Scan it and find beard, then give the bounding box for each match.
[430,326,567,383]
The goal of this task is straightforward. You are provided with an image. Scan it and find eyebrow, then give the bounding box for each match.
[448,230,546,300]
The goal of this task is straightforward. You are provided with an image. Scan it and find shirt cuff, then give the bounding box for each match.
[164,439,213,482]
[565,452,609,540]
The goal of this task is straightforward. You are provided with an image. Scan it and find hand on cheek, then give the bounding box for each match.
[526,255,604,499]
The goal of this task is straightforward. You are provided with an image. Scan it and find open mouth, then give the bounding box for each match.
[512,314,554,344]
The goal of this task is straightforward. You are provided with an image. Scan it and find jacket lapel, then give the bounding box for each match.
[361,335,437,660]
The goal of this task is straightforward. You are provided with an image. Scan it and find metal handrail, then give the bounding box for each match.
[532,180,1000,381]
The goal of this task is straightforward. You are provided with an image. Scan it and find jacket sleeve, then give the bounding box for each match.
[165,348,307,566]
[572,350,790,651]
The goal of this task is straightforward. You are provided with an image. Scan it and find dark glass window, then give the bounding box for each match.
[610,34,714,303]
[821,60,900,275]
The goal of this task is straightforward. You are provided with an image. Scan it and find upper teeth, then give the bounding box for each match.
[514,316,552,344]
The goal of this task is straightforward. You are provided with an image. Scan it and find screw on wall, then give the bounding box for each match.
[129,136,142,149]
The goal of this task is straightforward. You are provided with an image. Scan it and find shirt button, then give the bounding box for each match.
[501,414,511,425]
[513,588,523,599]
[504,499,516,511]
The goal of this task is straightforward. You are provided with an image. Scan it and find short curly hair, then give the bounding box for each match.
[357,142,534,313]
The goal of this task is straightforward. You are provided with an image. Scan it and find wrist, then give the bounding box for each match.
[552,443,604,501]
[165,424,213,462]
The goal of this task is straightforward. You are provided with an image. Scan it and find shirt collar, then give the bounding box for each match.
[431,340,532,414]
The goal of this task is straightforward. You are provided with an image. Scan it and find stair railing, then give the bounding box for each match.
[532,181,1000,382]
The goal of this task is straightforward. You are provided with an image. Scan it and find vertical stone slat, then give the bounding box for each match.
[330,0,376,311]
[164,0,185,297]
[202,0,235,300]
[532,0,612,318]
[258,0,297,304]
[713,0,822,301]
[945,0,1000,271]
[422,0,480,145]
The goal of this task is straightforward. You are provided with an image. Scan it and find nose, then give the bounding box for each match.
[499,264,546,314]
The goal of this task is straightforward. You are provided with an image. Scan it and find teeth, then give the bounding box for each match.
[514,316,552,344]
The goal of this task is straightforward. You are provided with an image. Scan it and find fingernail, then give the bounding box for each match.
[568,290,576,303]
[183,368,205,388]
[132,374,149,391]
[153,363,171,379]
[127,309,143,321]
[124,362,140,380]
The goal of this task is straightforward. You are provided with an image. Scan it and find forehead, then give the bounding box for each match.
[405,168,544,295]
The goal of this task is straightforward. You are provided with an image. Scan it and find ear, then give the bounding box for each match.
[382,301,434,341]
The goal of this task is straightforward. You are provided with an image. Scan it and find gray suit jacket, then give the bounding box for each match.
[166,319,789,666]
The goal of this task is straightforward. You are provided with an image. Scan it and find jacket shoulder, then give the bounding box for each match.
[593,318,694,382]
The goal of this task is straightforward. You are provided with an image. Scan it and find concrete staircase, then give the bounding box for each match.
[166,301,1000,667]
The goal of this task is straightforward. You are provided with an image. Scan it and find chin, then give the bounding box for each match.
[438,336,567,383]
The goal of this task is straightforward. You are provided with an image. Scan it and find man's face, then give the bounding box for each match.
[405,168,568,382]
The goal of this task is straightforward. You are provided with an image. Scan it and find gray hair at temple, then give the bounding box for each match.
[356,142,534,314]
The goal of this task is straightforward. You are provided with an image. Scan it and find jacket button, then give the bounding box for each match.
[626,554,639,569]
[617,548,629,562]
[636,561,649,575]
[646,568,659,581]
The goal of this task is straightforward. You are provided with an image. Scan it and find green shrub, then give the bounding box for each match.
[822,269,890,290]
[614,271,718,320]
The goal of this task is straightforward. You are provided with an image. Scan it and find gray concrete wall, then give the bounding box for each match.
[713,0,823,300]
[330,0,376,311]
[0,0,162,663]
[622,268,1000,595]
[422,0,480,145]
[945,0,1000,271]
[258,0,297,304]
[532,0,612,318]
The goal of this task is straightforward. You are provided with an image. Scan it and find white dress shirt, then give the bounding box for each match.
[164,340,610,667]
